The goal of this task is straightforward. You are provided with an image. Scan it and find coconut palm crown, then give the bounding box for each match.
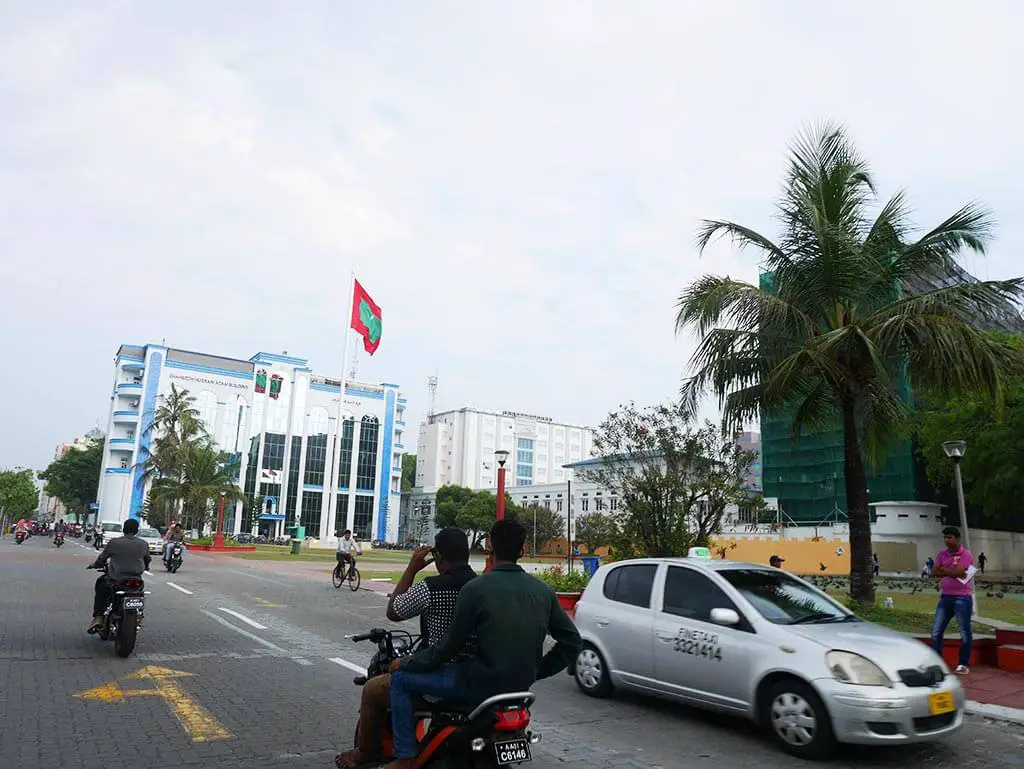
[674,123,1024,604]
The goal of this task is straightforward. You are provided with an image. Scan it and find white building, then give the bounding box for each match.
[95,344,407,544]
[414,407,595,492]
[39,427,105,519]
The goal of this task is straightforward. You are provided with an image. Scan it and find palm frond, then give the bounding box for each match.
[675,275,817,339]
[695,220,786,262]
[881,203,996,287]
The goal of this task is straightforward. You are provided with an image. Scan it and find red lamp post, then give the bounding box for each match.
[485,450,511,574]
[495,449,509,520]
[213,491,227,549]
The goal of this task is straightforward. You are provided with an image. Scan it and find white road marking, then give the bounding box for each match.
[144,570,154,576]
[369,578,390,582]
[166,582,194,595]
[217,607,268,629]
[293,658,314,666]
[328,657,367,676]
[200,609,290,654]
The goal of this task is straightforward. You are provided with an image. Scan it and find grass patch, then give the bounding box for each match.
[827,590,994,635]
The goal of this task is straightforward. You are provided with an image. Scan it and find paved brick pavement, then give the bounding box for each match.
[3,535,1024,769]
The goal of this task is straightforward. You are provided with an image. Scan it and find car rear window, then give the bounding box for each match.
[138,529,160,538]
[101,523,122,533]
[602,564,657,608]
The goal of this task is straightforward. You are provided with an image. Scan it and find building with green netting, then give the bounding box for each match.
[758,264,1024,525]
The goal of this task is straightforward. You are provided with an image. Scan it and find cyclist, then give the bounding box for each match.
[335,529,361,578]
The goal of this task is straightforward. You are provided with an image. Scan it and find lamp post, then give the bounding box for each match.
[214,491,227,549]
[941,440,971,552]
[495,450,509,520]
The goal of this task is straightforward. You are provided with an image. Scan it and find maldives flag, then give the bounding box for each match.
[350,279,382,355]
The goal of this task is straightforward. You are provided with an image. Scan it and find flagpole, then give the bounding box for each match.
[327,270,356,544]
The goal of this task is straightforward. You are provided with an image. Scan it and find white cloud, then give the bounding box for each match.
[1,0,1022,469]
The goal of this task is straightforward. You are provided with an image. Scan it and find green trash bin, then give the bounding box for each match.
[290,539,302,555]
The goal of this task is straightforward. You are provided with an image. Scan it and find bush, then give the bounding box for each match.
[187,536,245,548]
[534,565,590,593]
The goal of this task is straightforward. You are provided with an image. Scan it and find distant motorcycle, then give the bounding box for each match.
[87,564,145,658]
[94,533,104,550]
[53,532,65,547]
[85,531,93,543]
[15,530,26,545]
[164,543,183,573]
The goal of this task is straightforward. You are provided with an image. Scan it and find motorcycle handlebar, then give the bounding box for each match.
[350,632,373,643]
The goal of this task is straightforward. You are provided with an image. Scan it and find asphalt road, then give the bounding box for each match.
[2,536,1024,769]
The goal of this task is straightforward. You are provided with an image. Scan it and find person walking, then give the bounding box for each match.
[930,526,975,675]
[978,552,987,574]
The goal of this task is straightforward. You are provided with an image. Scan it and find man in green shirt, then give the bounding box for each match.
[383,519,582,768]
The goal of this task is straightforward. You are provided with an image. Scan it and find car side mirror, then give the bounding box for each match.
[710,608,740,626]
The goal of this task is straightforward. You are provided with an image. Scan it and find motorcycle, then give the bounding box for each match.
[15,530,26,545]
[85,531,93,543]
[94,533,104,550]
[86,564,146,658]
[164,543,183,573]
[348,628,539,767]
[53,532,65,547]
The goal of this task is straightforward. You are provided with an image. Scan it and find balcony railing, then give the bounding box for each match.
[112,410,139,421]
[109,438,135,449]
[116,382,143,392]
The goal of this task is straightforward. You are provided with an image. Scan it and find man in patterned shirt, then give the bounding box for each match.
[336,528,476,769]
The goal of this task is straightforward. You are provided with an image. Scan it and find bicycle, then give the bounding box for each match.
[332,557,361,591]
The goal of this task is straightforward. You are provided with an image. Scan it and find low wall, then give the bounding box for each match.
[710,536,918,575]
[968,529,1024,572]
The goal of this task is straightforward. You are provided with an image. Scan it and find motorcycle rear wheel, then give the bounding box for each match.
[115,613,138,657]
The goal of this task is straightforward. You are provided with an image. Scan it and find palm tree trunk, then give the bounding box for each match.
[841,399,875,606]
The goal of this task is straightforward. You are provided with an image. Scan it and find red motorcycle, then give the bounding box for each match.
[15,529,26,544]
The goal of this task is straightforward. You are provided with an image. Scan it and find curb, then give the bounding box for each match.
[966,700,1024,726]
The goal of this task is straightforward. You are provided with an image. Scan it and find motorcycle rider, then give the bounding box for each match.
[384,519,582,769]
[53,519,67,544]
[163,522,186,566]
[86,518,150,633]
[335,528,477,769]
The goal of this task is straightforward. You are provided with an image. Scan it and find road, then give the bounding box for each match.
[2,536,1023,769]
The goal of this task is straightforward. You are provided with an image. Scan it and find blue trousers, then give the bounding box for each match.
[389,665,463,758]
[931,594,973,668]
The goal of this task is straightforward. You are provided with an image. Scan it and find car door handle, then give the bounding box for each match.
[655,632,676,642]
[594,617,610,627]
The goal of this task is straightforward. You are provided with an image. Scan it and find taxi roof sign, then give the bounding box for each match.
[688,546,712,559]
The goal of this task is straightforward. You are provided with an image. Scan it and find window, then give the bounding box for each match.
[300,491,322,538]
[581,497,589,512]
[354,494,373,540]
[304,434,328,486]
[662,567,743,625]
[515,438,534,486]
[336,494,349,534]
[556,498,563,512]
[337,419,354,487]
[595,497,605,511]
[285,437,302,518]
[602,564,657,608]
[718,569,850,625]
[262,432,286,471]
[356,416,379,490]
[610,497,618,511]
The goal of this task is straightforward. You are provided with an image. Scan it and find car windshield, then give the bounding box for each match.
[138,529,160,538]
[101,523,122,533]
[718,569,855,625]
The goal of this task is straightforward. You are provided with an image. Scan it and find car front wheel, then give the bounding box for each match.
[763,678,835,760]
[574,644,613,698]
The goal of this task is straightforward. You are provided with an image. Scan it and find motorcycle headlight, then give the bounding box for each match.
[826,651,891,686]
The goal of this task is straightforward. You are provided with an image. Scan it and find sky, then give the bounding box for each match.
[2,1,1023,472]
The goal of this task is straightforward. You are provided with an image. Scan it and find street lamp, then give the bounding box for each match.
[941,440,971,551]
[214,491,227,549]
[494,450,510,521]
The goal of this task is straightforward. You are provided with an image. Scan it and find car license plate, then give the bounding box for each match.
[928,691,954,715]
[123,597,144,610]
[494,738,531,765]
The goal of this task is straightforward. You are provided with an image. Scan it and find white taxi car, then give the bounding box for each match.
[570,557,964,758]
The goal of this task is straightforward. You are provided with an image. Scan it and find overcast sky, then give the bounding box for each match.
[2,1,1022,471]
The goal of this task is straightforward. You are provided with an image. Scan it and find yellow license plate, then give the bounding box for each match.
[928,691,955,715]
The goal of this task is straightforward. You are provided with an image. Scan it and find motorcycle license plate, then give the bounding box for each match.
[123,597,145,610]
[494,739,531,765]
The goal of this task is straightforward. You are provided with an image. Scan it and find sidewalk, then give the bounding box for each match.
[963,666,1024,725]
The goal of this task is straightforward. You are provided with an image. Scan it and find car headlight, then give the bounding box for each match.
[826,651,891,686]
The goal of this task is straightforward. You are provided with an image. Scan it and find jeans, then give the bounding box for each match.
[931,594,973,667]
[163,542,185,561]
[389,665,463,758]
[93,576,112,616]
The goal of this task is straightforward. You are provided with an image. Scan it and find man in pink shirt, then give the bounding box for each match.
[931,526,974,674]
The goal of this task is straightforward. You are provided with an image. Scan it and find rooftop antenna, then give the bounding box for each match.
[427,374,438,420]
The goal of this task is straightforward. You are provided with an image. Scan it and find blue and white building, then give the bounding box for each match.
[96,344,407,545]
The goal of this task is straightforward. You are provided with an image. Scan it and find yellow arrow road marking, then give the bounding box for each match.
[246,594,286,608]
[74,666,233,743]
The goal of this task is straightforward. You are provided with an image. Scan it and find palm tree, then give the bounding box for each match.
[148,442,243,532]
[674,123,1024,605]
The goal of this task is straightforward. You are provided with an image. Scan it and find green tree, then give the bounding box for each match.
[401,454,417,493]
[38,438,103,522]
[0,468,38,527]
[149,443,244,532]
[510,504,563,555]
[675,123,1024,605]
[573,512,615,554]
[914,336,1024,519]
[434,484,520,548]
